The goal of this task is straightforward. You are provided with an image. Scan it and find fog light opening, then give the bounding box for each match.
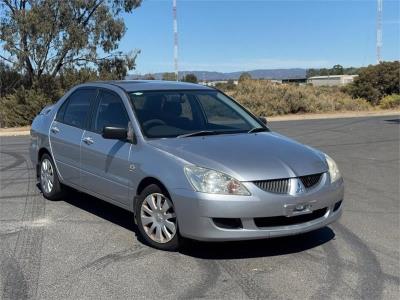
[213,218,242,229]
[333,200,343,212]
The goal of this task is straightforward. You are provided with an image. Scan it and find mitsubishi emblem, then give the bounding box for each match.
[295,179,305,194]
[289,178,305,195]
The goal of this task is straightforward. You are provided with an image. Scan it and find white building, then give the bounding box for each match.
[199,80,238,87]
[307,75,358,86]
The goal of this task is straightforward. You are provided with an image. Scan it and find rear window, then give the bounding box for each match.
[61,89,96,129]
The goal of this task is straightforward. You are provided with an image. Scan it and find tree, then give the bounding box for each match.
[143,73,156,80]
[182,73,198,83]
[239,72,252,82]
[0,0,142,84]
[332,64,344,75]
[59,67,99,91]
[306,69,318,78]
[346,61,400,105]
[226,79,236,90]
[162,72,177,81]
[318,68,329,76]
[307,65,358,78]
[98,56,134,80]
[0,61,24,96]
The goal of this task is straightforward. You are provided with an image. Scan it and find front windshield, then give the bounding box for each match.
[129,90,265,138]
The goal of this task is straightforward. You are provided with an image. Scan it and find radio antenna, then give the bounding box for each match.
[173,0,179,81]
[377,0,383,63]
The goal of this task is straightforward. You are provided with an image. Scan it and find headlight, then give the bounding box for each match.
[325,154,341,183]
[184,166,251,195]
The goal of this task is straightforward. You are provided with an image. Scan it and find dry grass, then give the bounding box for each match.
[0,88,52,127]
[223,80,372,116]
[379,94,400,109]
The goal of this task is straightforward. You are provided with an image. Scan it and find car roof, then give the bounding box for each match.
[85,80,213,92]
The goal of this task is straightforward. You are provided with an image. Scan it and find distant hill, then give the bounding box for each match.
[127,68,307,81]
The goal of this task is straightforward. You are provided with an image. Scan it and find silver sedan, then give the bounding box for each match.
[30,80,344,250]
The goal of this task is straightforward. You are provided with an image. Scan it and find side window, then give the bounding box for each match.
[94,91,129,133]
[196,94,246,127]
[63,89,96,129]
[55,99,68,122]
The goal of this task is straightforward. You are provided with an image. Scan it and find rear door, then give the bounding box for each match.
[49,88,97,187]
[80,89,132,206]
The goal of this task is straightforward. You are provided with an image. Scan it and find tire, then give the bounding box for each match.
[39,153,64,200]
[135,184,180,251]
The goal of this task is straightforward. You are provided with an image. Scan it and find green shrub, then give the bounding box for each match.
[345,61,400,105]
[0,87,53,127]
[224,80,372,117]
[379,94,400,109]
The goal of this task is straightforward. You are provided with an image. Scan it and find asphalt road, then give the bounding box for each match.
[0,115,399,300]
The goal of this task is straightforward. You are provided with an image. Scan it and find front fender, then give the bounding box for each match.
[130,142,194,196]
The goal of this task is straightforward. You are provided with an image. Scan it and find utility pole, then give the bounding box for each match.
[377,0,383,64]
[173,0,179,81]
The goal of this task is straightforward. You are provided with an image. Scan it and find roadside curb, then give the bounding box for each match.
[267,110,399,122]
[0,131,31,137]
[0,126,31,137]
[0,110,398,137]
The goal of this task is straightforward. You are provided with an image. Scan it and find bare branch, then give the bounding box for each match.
[62,52,122,66]
[2,1,15,13]
[82,0,105,26]
[0,54,16,64]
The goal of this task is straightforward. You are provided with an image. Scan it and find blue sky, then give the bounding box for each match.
[119,0,400,74]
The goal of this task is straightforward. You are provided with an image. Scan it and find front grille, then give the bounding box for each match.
[254,173,323,194]
[299,173,322,189]
[254,178,290,194]
[254,208,327,228]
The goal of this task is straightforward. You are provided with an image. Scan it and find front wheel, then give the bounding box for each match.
[135,184,180,251]
[39,153,64,200]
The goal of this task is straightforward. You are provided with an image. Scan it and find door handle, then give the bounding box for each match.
[82,137,94,145]
[51,126,59,134]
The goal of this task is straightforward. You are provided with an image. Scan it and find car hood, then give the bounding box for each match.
[147,132,327,181]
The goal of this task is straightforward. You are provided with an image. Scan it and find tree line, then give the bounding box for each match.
[306,65,360,78]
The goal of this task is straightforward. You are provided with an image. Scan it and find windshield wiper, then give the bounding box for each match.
[177,130,218,138]
[248,127,268,133]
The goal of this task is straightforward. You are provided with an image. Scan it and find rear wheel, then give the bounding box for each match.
[135,184,180,251]
[39,153,64,200]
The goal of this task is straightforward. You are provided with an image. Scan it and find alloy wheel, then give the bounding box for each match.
[40,158,54,194]
[140,193,177,243]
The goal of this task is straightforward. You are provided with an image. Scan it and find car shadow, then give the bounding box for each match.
[62,188,137,232]
[180,227,335,259]
[384,118,400,124]
[58,187,335,259]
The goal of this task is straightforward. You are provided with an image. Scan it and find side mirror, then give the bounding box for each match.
[259,116,267,125]
[102,126,127,140]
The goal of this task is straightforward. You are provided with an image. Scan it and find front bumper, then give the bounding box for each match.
[171,174,344,241]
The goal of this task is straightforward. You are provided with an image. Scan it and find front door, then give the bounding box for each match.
[80,90,132,206]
